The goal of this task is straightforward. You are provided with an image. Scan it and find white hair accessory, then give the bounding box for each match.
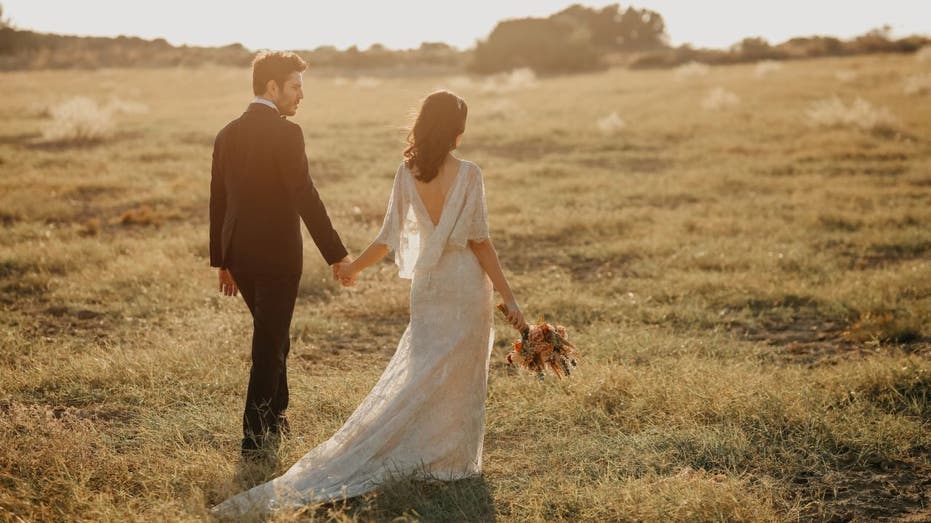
[456,98,463,110]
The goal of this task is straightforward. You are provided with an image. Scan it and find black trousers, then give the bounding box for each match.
[230,269,301,442]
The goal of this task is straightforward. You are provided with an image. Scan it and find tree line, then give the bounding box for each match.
[0,3,926,74]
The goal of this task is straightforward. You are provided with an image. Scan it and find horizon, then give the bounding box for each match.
[2,0,930,52]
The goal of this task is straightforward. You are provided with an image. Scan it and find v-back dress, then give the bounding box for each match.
[212,160,495,517]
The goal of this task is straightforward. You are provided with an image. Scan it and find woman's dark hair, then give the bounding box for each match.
[252,51,307,96]
[404,90,467,182]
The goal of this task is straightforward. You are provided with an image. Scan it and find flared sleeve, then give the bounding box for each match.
[375,163,421,279]
[449,163,490,247]
[374,163,403,252]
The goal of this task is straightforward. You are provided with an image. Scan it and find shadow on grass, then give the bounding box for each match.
[221,466,497,521]
[233,452,283,490]
[312,474,497,522]
[0,131,143,150]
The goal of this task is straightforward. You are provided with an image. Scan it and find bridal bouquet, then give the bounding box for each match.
[497,304,579,380]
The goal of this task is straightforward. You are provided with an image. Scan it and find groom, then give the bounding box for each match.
[209,51,353,457]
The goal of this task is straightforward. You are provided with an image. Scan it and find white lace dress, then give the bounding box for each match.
[212,160,495,518]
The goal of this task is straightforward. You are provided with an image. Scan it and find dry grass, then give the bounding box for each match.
[1,54,929,522]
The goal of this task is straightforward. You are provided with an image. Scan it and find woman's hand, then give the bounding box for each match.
[502,300,527,332]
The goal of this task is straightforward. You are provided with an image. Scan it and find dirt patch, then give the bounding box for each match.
[795,460,931,522]
[494,230,570,273]
[64,184,126,201]
[291,308,408,373]
[575,154,672,173]
[861,240,931,268]
[17,304,119,342]
[795,150,912,178]
[620,191,700,210]
[0,132,42,146]
[291,332,396,375]
[743,317,869,365]
[565,252,640,282]
[722,295,867,365]
[822,239,931,270]
[46,404,137,424]
[0,260,54,305]
[818,214,863,232]
[0,209,18,227]
[496,225,631,276]
[732,309,928,365]
[0,400,137,429]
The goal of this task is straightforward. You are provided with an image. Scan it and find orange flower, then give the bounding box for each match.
[496,303,580,379]
[529,329,545,343]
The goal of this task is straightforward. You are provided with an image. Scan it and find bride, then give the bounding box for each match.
[212,90,526,518]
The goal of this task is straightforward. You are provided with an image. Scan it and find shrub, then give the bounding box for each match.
[480,68,538,94]
[702,87,740,111]
[596,112,625,134]
[806,97,898,133]
[903,74,931,95]
[916,45,931,63]
[674,61,709,79]
[42,97,113,144]
[754,60,783,78]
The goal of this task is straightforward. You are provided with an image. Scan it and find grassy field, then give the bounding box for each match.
[1,53,930,522]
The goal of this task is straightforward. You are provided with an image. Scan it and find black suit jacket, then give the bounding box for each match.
[209,103,348,274]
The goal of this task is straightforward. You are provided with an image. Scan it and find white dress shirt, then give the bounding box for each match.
[252,97,279,112]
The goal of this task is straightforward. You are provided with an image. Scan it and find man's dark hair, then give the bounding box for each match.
[252,51,308,96]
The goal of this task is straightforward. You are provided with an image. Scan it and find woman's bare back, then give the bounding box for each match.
[412,157,464,226]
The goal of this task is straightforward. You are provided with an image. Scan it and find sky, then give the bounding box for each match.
[2,1,929,51]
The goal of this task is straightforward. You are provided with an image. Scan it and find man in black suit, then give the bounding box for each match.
[209,51,353,457]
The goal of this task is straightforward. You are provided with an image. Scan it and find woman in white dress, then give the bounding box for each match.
[213,90,526,518]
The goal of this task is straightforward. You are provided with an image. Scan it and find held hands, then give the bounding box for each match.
[218,268,238,297]
[331,256,357,287]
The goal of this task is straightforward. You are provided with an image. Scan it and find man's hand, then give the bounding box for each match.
[218,268,238,297]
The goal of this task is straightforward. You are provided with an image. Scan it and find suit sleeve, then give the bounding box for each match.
[278,124,349,265]
[209,131,226,268]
